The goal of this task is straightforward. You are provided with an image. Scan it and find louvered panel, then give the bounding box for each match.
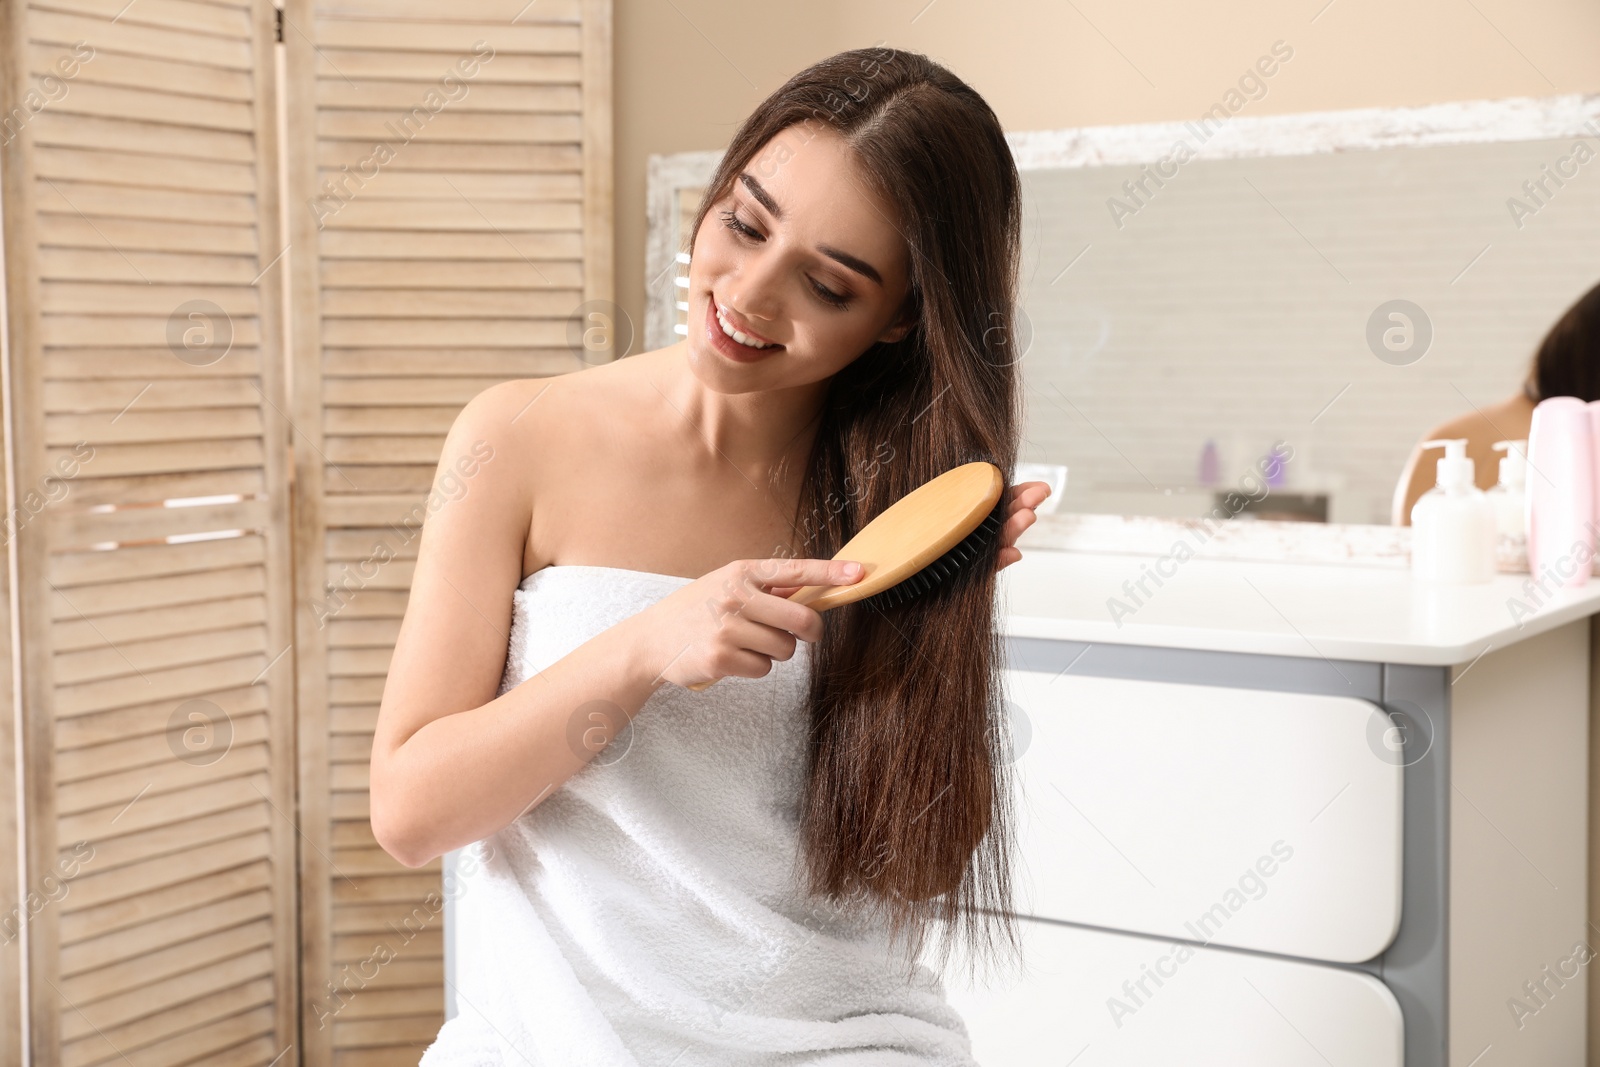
[60,905,272,1005]
[44,82,258,131]
[61,977,276,1067]
[320,0,580,17]
[43,282,263,316]
[49,556,268,618]
[58,776,271,851]
[53,593,267,654]
[64,1003,277,1067]
[57,807,272,890]
[320,228,581,259]
[60,860,274,947]
[46,347,266,379]
[315,138,581,173]
[2,0,297,1062]
[59,886,273,978]
[0,141,17,1060]
[58,947,274,1047]
[38,215,259,255]
[43,440,268,479]
[286,0,611,1055]
[56,684,268,754]
[330,705,380,734]
[56,718,270,790]
[33,0,254,37]
[325,408,456,433]
[318,80,582,114]
[34,147,259,193]
[30,12,255,67]
[31,113,254,159]
[321,288,582,318]
[321,258,583,287]
[25,42,256,102]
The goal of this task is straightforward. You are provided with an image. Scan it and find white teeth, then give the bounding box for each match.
[714,302,776,349]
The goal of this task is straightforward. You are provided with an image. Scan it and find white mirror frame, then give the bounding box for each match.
[643,92,1600,568]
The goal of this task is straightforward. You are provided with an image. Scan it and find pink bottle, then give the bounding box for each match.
[1591,399,1600,578]
[1525,396,1595,589]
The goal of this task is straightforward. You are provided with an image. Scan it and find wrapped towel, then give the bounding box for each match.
[418,565,978,1066]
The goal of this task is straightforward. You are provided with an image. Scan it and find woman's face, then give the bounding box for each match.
[685,120,913,394]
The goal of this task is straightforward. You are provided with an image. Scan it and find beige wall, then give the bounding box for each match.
[611,0,1600,348]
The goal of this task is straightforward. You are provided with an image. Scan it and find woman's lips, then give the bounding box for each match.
[706,296,782,362]
[713,296,780,345]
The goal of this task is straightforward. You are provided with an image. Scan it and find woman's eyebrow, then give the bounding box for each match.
[814,245,882,287]
[738,171,884,287]
[739,171,785,219]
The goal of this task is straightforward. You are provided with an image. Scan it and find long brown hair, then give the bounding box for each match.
[685,48,1025,978]
[1524,279,1600,403]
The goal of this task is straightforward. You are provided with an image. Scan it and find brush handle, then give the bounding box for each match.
[684,585,829,691]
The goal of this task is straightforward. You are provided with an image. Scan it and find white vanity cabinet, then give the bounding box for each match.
[943,918,1404,1066]
[931,549,1600,1067]
[1002,670,1403,963]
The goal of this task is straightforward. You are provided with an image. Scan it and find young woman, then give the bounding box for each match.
[377,47,1051,1065]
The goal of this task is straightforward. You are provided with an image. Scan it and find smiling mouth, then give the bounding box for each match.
[711,296,782,349]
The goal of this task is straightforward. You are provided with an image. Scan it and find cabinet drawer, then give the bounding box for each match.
[938,916,1404,1066]
[1003,668,1402,962]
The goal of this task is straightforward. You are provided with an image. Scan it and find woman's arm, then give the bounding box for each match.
[368,380,861,868]
[369,380,664,868]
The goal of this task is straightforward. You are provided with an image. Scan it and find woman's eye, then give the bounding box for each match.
[719,206,850,309]
[719,208,760,241]
[810,281,850,309]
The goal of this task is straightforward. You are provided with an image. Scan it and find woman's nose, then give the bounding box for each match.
[726,254,785,322]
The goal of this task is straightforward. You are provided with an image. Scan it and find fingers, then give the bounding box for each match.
[1001,507,1038,548]
[683,640,774,686]
[693,610,804,684]
[719,614,801,665]
[745,594,824,645]
[994,480,1049,573]
[742,556,863,591]
[730,558,859,629]
[1007,480,1052,513]
[709,559,855,645]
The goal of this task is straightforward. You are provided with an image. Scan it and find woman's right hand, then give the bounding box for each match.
[631,557,863,689]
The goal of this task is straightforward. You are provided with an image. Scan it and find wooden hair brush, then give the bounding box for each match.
[687,460,1006,691]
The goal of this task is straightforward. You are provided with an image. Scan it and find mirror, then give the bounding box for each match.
[646,95,1600,528]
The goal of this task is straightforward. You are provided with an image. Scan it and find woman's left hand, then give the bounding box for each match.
[997,481,1052,571]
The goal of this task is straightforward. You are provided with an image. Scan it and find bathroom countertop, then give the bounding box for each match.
[999,546,1600,666]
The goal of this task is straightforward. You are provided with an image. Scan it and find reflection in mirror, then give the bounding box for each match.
[1018,117,1600,525]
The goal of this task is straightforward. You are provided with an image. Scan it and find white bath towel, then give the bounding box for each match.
[417,565,978,1066]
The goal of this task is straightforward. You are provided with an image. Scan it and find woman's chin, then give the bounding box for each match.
[684,341,766,393]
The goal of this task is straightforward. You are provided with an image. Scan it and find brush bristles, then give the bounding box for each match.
[861,507,1005,611]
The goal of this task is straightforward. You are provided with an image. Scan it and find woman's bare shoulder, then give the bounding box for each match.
[459,359,624,450]
[478,351,660,431]
[453,352,661,507]
[1419,390,1534,444]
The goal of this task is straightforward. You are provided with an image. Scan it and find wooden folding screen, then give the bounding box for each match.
[0,313,19,1062]
[282,0,612,1061]
[0,0,299,1063]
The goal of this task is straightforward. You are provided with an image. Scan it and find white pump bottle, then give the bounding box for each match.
[1486,439,1528,565]
[1410,438,1496,584]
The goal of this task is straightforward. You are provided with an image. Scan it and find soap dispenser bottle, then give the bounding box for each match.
[1410,438,1496,584]
[1487,439,1528,566]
